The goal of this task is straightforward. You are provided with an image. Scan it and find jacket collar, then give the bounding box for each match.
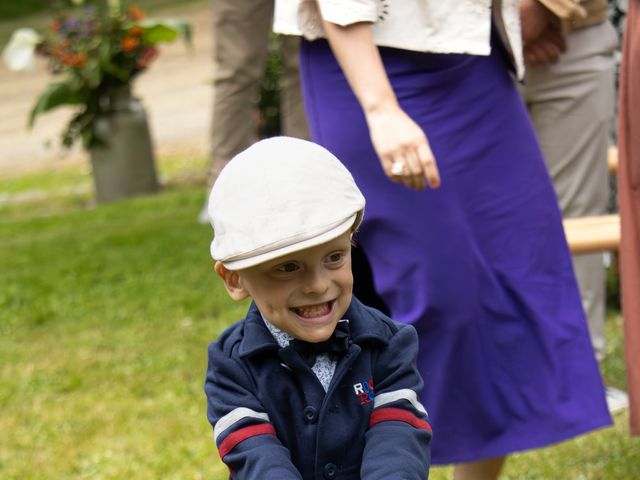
[238,297,390,358]
[237,302,279,358]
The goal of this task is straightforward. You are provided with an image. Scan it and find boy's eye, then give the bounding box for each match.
[326,251,345,263]
[276,262,299,273]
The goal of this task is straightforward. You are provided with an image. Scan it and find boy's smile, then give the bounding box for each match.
[292,301,334,319]
[217,232,353,343]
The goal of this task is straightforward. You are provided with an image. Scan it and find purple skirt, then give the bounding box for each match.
[299,39,611,464]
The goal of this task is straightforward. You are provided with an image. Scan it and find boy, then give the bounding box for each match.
[204,137,432,479]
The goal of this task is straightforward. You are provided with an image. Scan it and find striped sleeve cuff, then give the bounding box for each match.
[214,407,275,457]
[369,388,431,431]
[373,388,428,414]
[369,407,432,432]
[218,423,277,458]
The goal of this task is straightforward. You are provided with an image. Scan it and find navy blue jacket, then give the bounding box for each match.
[205,297,432,479]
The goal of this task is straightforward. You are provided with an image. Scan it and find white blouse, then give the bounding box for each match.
[274,0,524,79]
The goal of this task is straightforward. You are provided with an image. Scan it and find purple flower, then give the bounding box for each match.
[78,18,97,38]
[61,18,80,34]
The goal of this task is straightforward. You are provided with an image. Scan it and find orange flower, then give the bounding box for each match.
[121,37,140,52]
[129,26,143,37]
[127,5,145,21]
[62,53,87,67]
[50,20,61,31]
[51,46,68,60]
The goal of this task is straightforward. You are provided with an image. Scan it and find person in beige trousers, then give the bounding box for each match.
[200,0,309,222]
[519,0,628,413]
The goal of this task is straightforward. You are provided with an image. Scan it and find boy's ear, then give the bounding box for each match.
[214,261,249,301]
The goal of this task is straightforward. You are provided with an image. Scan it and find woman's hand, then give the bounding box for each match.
[365,102,440,190]
[523,29,566,65]
[320,20,440,190]
[520,0,566,66]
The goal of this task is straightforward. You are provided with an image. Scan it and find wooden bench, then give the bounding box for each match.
[563,146,620,254]
[563,214,620,254]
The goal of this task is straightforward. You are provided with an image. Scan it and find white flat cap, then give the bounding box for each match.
[208,137,365,270]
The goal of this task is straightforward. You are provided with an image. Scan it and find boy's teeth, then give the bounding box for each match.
[295,302,330,317]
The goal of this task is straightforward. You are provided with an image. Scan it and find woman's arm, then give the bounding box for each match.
[321,20,440,190]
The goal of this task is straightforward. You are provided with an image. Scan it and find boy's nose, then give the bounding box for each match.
[301,268,330,295]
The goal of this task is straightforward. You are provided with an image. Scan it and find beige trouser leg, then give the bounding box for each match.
[208,0,308,187]
[521,22,618,361]
[280,34,309,140]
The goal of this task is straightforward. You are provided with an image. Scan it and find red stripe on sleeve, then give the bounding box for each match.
[218,423,277,458]
[369,407,432,432]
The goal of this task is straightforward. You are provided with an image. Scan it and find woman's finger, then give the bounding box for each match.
[404,148,427,190]
[417,143,440,188]
[386,154,405,183]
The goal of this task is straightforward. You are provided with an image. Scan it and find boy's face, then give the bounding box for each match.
[217,232,353,343]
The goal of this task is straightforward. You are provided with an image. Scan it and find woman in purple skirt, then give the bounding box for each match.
[275,1,611,478]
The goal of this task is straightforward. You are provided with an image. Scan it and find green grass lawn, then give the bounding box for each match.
[1,159,639,479]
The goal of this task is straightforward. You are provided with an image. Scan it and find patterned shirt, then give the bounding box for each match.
[262,316,337,392]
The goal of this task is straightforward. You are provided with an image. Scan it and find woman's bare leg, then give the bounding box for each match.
[453,456,506,480]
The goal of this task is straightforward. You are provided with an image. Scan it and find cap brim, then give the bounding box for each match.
[218,212,359,270]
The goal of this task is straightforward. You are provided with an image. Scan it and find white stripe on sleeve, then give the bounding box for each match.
[373,388,428,415]
[214,407,271,442]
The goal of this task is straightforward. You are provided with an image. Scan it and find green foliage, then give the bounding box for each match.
[606,261,621,311]
[155,17,193,44]
[257,35,283,139]
[140,20,184,44]
[28,81,89,127]
[0,0,52,20]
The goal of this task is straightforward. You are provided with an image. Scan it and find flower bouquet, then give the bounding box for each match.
[2,0,191,149]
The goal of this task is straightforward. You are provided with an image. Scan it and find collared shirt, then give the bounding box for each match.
[262,315,337,392]
[274,0,525,78]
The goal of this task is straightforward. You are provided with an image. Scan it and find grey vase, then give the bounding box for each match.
[89,85,159,203]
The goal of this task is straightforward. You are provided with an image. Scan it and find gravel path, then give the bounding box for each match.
[0,7,213,177]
